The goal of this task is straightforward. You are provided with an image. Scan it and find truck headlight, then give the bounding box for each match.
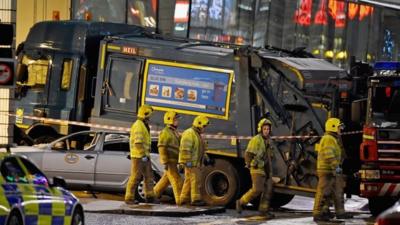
[360,170,380,179]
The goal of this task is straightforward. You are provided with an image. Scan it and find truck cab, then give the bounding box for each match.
[360,61,400,215]
[14,21,144,144]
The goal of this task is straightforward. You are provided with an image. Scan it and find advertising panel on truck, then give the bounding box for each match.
[142,59,234,120]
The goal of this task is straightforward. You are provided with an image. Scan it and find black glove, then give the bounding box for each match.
[126,155,131,160]
[178,164,184,173]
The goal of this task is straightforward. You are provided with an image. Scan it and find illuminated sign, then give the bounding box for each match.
[142,59,234,120]
[122,47,138,55]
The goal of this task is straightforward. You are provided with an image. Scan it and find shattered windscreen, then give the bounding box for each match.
[370,82,400,126]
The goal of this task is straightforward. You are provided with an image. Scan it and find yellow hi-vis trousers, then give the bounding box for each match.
[153,162,183,203]
[179,167,202,205]
[239,172,273,212]
[322,174,346,214]
[313,172,345,216]
[125,158,155,201]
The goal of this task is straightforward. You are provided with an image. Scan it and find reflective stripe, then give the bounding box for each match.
[18,183,39,215]
[51,188,66,217]
[392,184,400,196]
[379,183,391,196]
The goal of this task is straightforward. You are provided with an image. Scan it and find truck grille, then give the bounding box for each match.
[377,129,400,162]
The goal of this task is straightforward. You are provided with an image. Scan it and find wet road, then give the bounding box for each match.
[83,196,376,225]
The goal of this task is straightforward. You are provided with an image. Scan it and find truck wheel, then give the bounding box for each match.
[368,197,397,216]
[34,135,58,144]
[202,158,239,206]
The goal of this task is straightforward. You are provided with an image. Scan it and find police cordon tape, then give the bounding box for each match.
[9,113,363,141]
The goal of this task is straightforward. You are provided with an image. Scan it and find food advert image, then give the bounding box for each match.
[149,84,160,96]
[162,86,172,97]
[188,89,198,101]
[174,87,185,99]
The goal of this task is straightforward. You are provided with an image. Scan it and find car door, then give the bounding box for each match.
[18,157,67,220]
[0,156,60,223]
[42,131,99,187]
[94,133,131,190]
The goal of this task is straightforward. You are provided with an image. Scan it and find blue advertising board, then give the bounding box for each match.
[142,59,234,120]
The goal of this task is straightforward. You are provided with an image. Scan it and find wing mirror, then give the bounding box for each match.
[52,176,67,189]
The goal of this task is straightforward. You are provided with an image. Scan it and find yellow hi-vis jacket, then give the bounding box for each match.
[315,132,342,172]
[130,119,151,158]
[178,127,205,167]
[246,134,273,175]
[158,125,180,164]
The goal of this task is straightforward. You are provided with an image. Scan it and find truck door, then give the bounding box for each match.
[47,54,79,121]
[102,57,142,113]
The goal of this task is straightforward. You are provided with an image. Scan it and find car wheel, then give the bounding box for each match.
[7,211,22,225]
[202,158,239,206]
[135,172,160,202]
[71,207,84,225]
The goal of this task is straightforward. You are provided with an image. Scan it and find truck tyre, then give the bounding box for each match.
[368,197,397,216]
[202,158,239,206]
[33,135,58,144]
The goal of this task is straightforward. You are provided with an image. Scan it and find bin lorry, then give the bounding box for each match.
[359,61,400,215]
[14,20,367,207]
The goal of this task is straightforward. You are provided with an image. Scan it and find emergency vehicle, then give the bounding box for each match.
[359,61,400,215]
[0,152,83,225]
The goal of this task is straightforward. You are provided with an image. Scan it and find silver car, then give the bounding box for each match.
[9,130,164,201]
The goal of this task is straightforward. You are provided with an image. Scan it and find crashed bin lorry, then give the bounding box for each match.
[14,21,364,207]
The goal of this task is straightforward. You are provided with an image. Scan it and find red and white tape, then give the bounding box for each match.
[10,113,362,140]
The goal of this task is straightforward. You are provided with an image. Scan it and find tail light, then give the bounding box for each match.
[361,126,378,161]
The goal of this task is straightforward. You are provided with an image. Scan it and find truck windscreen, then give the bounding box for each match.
[371,85,400,123]
[16,55,49,89]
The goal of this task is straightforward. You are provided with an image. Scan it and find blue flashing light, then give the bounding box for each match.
[374,61,400,71]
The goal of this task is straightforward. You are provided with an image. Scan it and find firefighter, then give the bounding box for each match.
[313,118,353,221]
[153,111,183,203]
[178,115,210,206]
[125,104,157,204]
[236,118,274,218]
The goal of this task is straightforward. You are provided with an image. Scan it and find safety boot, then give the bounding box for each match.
[124,199,139,205]
[313,214,331,222]
[336,212,353,219]
[262,211,275,219]
[145,197,160,204]
[236,200,242,214]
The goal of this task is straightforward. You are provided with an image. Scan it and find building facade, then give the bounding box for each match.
[13,0,400,69]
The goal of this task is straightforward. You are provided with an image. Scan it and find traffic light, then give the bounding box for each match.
[0,59,14,86]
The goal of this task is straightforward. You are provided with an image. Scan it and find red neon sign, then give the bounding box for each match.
[294,0,313,26]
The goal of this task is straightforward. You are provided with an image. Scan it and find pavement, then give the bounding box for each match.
[80,198,225,216]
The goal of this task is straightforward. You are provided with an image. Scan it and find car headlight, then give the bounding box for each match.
[360,170,380,179]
